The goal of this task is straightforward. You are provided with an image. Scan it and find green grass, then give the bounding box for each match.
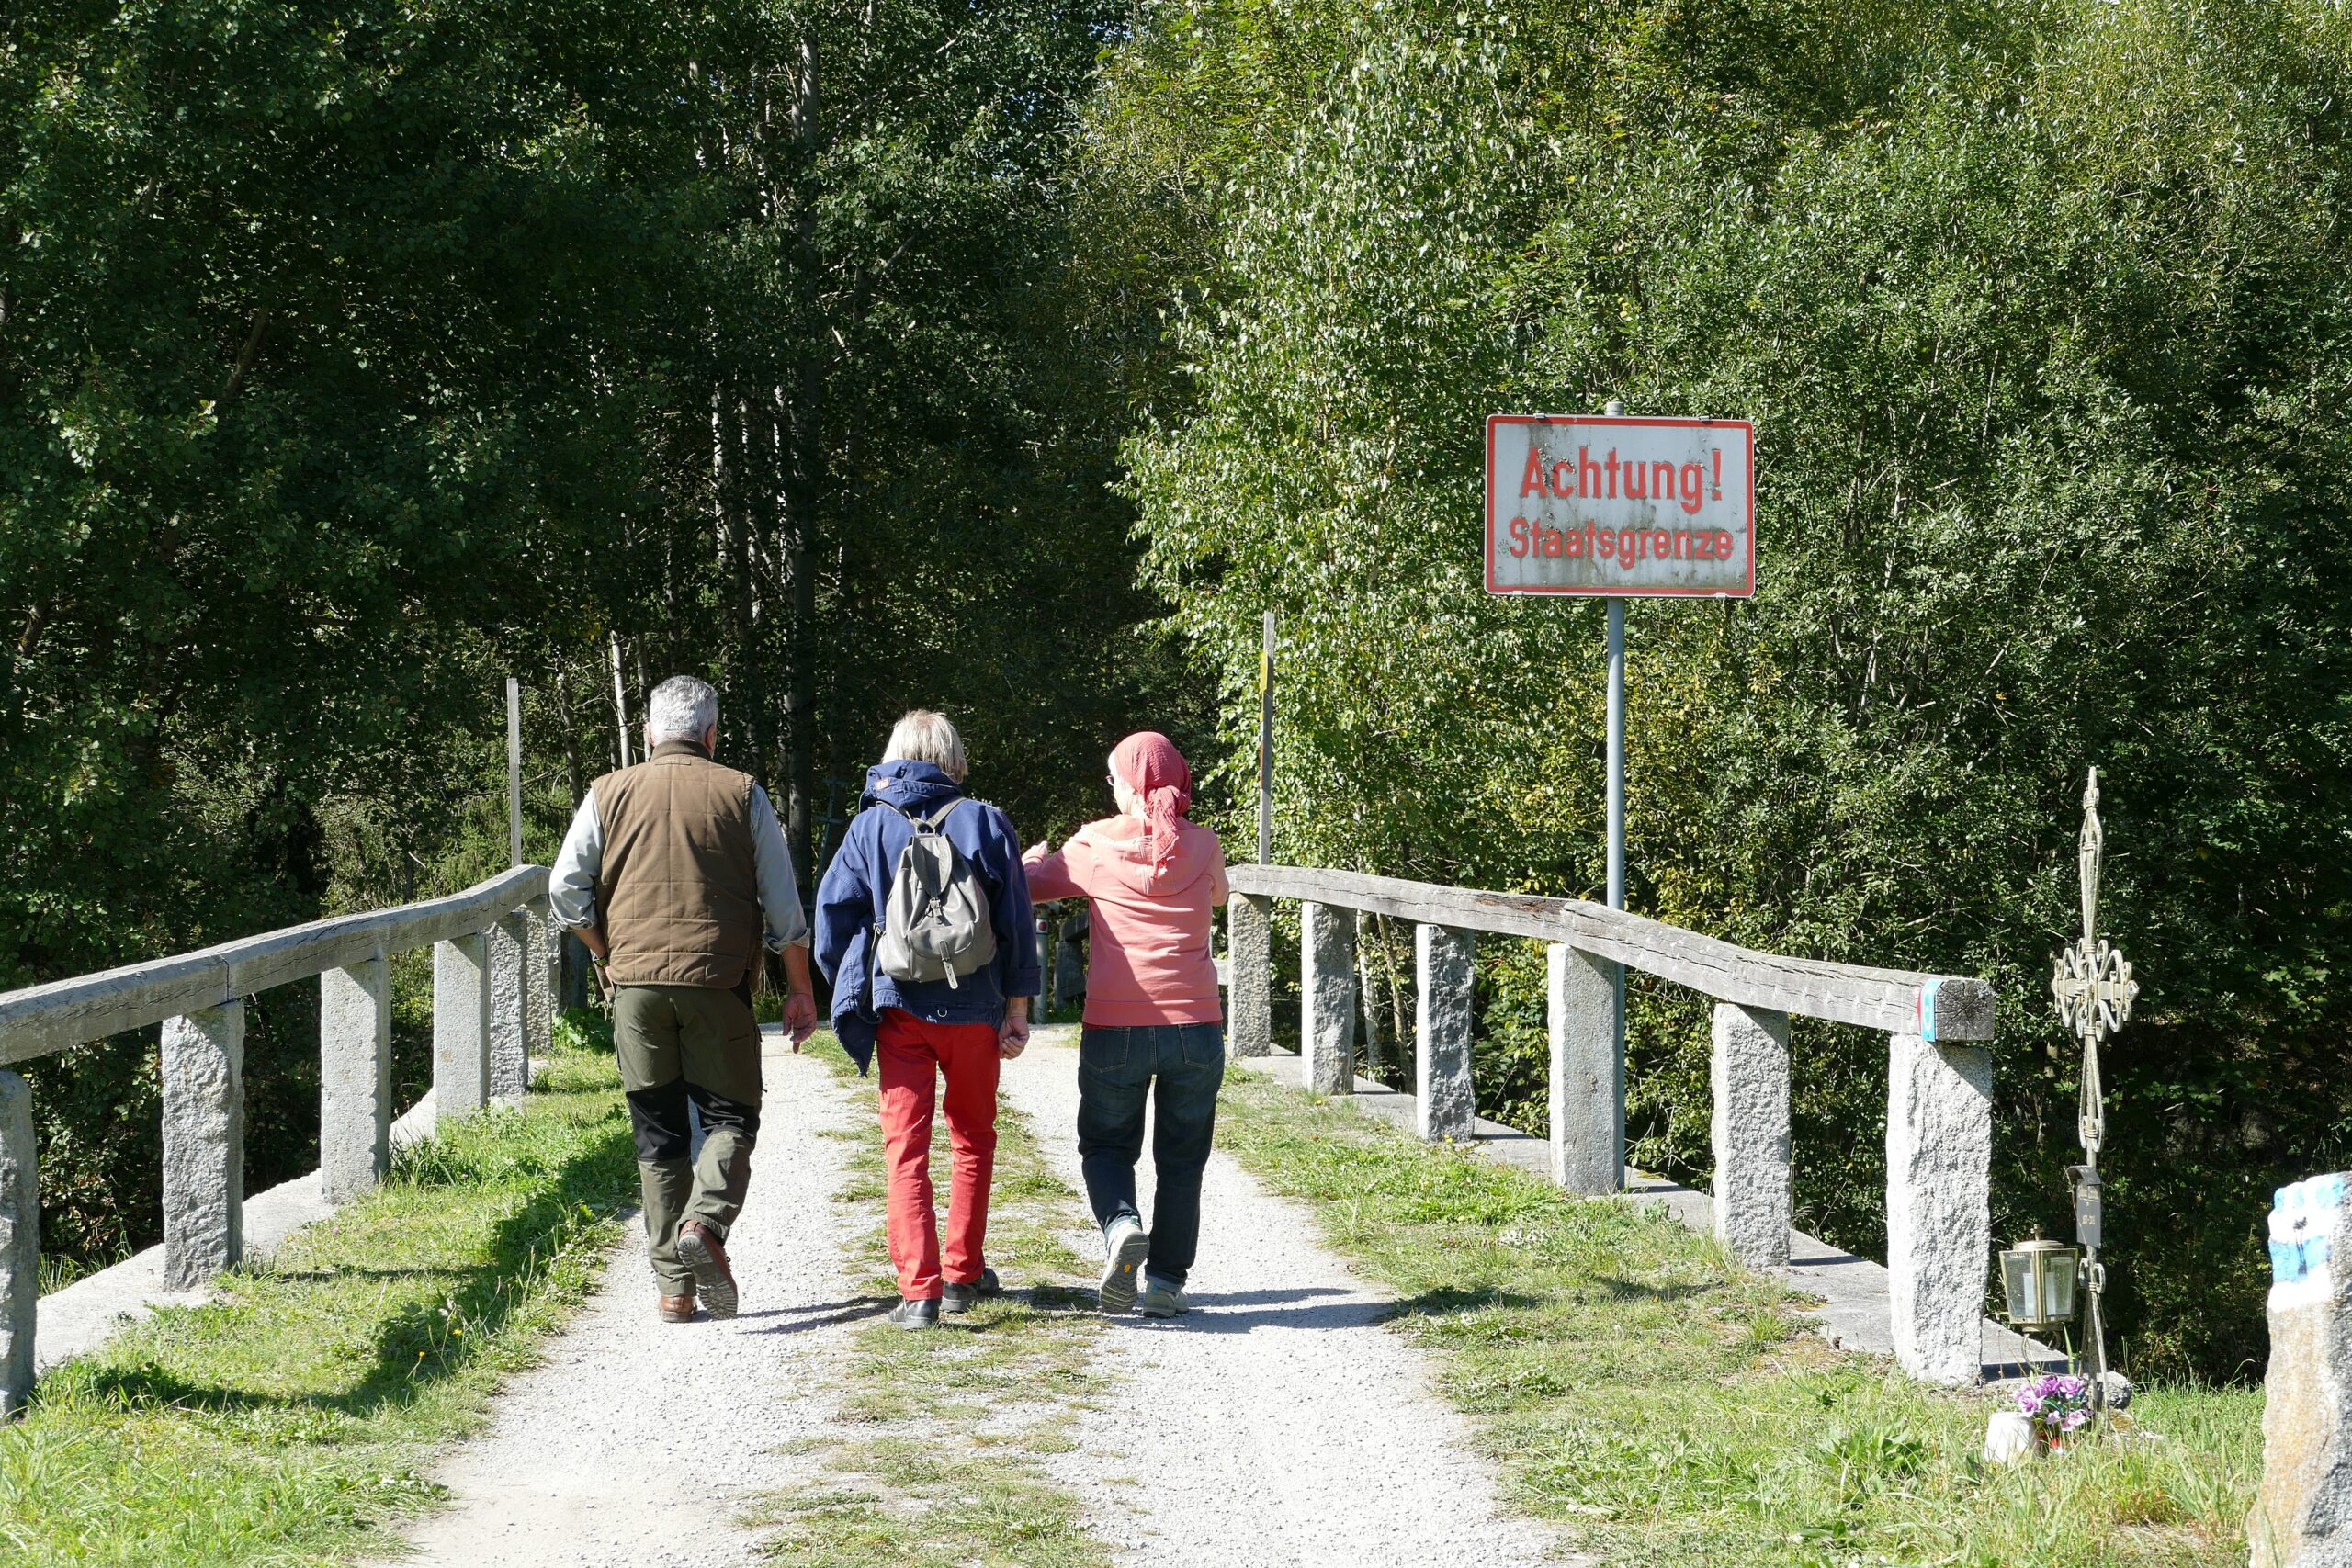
[0,1041,638,1565]
[752,1034,1111,1568]
[1214,1065,2264,1568]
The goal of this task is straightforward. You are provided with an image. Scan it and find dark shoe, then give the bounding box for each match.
[677,1220,739,1320]
[942,1269,1001,1315]
[888,1296,942,1330]
[658,1292,697,1324]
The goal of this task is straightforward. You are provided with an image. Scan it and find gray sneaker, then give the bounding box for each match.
[1099,1216,1150,1314]
[1136,1277,1189,1318]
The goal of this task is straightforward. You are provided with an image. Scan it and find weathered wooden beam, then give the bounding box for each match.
[0,866,548,1065]
[1228,864,1994,1041]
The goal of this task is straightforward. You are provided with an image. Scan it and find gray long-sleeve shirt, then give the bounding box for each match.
[548,784,809,952]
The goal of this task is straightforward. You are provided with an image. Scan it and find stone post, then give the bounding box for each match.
[2251,1172,2352,1568]
[488,911,530,1106]
[1886,1030,1993,1385]
[0,1071,35,1419]
[163,1000,244,1292]
[1415,924,1476,1141]
[525,893,557,1061]
[1228,894,1272,1058]
[1710,1001,1791,1267]
[320,953,393,1203]
[1300,900,1357,1095]
[435,932,492,1121]
[1548,943,1623,1194]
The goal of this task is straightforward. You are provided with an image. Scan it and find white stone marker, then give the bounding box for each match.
[1710,1001,1791,1266]
[0,1070,36,1419]
[435,932,492,1121]
[162,1000,244,1292]
[525,893,557,1061]
[1228,895,1272,1058]
[1415,924,1476,1142]
[2249,1171,2352,1568]
[488,910,530,1106]
[1885,1030,1993,1385]
[1300,900,1357,1095]
[1548,942,1623,1194]
[321,953,393,1203]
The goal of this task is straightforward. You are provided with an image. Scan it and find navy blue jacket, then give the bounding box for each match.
[813,761,1039,1073]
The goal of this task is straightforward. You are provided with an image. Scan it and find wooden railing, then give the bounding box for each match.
[1226,864,1997,1385]
[0,867,558,1416]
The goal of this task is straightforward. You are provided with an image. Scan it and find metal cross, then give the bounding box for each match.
[2050,766,2138,1408]
[2051,768,2139,1158]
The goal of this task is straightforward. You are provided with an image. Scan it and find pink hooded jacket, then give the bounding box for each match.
[1023,815,1229,1027]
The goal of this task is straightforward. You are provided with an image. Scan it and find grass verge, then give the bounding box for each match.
[1214,1064,2263,1568]
[0,1038,637,1565]
[751,1033,1111,1568]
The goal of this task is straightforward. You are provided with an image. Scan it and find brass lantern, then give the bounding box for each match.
[1999,1238,2081,1331]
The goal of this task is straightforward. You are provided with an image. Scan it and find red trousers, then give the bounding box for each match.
[877,1010,1001,1301]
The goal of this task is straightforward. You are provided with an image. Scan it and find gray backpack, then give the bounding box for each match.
[874,799,997,988]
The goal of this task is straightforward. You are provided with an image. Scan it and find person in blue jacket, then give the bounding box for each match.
[814,709,1039,1329]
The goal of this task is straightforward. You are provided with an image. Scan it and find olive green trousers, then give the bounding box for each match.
[613,985,763,1295]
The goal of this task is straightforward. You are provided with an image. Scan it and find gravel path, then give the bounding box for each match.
[1001,1025,1576,1568]
[400,1033,876,1567]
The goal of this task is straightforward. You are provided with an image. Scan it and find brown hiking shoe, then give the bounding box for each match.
[677,1220,739,1320]
[659,1292,697,1324]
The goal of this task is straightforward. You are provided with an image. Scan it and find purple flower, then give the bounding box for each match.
[2062,1410,2090,1432]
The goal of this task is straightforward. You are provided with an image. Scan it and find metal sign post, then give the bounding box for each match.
[506,677,525,868]
[1486,402,1758,1172]
[1258,610,1275,866]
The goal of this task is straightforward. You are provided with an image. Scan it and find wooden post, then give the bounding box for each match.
[1548,943,1623,1193]
[1227,894,1272,1058]
[163,1000,244,1291]
[1887,1031,1994,1385]
[1301,901,1357,1094]
[1258,611,1275,865]
[320,953,393,1203]
[1414,924,1476,1141]
[488,912,530,1106]
[1711,1001,1791,1266]
[0,1071,36,1418]
[435,933,492,1121]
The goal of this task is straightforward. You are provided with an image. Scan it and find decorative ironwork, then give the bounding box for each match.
[2049,767,2137,1410]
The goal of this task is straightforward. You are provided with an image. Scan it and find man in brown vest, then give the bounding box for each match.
[549,675,819,1323]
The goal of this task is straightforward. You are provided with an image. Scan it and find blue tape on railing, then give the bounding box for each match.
[1917,977,1942,1043]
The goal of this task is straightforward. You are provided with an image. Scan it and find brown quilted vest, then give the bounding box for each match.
[593,740,761,988]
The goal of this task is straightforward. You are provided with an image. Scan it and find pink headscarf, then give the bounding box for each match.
[1110,731,1193,872]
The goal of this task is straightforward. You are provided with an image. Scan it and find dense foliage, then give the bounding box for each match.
[0,0,1195,1267]
[1101,0,2352,1378]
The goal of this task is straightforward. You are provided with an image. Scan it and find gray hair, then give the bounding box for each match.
[646,675,719,746]
[882,708,967,782]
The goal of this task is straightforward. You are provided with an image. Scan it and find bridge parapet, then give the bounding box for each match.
[1226,863,1997,1386]
[0,866,556,1416]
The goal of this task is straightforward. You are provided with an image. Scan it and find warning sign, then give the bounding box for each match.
[1485,414,1755,597]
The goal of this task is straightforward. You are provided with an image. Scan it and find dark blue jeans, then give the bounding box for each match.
[1077,1021,1226,1289]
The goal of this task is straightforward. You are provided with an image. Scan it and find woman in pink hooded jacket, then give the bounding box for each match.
[1023,731,1229,1316]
